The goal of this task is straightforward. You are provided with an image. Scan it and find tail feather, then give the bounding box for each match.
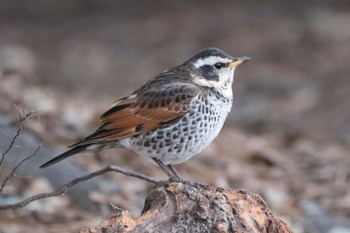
[39,145,88,168]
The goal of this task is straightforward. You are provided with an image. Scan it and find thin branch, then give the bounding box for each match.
[0,165,160,210]
[0,145,41,194]
[0,107,159,210]
[0,107,38,167]
[108,165,161,184]
[0,110,23,167]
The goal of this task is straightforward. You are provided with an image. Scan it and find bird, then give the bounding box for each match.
[40,48,250,181]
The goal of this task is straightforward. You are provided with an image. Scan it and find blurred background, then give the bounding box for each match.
[0,1,349,232]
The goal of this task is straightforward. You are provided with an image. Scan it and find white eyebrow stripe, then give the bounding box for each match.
[193,56,232,68]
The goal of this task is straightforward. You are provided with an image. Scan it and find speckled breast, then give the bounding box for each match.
[121,89,232,165]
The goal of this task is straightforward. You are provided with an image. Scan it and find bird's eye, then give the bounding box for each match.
[214,63,227,69]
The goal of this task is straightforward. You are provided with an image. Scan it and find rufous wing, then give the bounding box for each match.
[70,83,203,147]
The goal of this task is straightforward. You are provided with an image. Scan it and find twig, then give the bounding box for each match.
[0,107,38,167]
[0,110,23,167]
[0,145,41,194]
[0,165,160,210]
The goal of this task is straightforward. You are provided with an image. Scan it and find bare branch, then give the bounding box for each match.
[0,107,38,167]
[0,145,41,194]
[0,107,159,210]
[0,164,160,210]
[0,111,23,167]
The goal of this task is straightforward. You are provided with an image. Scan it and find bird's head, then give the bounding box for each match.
[182,48,250,91]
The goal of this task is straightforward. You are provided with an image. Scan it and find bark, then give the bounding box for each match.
[81,182,293,233]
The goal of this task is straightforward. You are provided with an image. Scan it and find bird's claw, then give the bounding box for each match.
[156,177,207,189]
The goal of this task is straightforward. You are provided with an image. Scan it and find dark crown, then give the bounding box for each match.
[185,48,233,64]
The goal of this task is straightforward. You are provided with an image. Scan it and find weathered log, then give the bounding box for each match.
[81,182,293,233]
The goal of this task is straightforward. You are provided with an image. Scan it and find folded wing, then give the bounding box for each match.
[71,82,202,147]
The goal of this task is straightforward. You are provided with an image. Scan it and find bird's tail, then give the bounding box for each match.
[39,145,88,168]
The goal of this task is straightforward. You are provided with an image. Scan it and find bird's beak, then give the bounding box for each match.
[229,56,251,68]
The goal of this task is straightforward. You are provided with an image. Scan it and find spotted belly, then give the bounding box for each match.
[118,98,230,165]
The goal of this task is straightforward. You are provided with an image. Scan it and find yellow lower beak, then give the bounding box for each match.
[229,56,251,68]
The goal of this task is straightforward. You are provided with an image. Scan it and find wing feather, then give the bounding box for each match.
[70,81,202,147]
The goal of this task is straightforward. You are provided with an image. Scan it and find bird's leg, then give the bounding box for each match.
[167,164,208,188]
[153,159,206,188]
[167,164,182,180]
[153,159,182,182]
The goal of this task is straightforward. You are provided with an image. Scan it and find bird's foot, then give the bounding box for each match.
[155,175,182,186]
[169,175,185,183]
[181,180,208,189]
[156,177,207,190]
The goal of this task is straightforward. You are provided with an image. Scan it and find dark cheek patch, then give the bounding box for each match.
[199,65,219,81]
